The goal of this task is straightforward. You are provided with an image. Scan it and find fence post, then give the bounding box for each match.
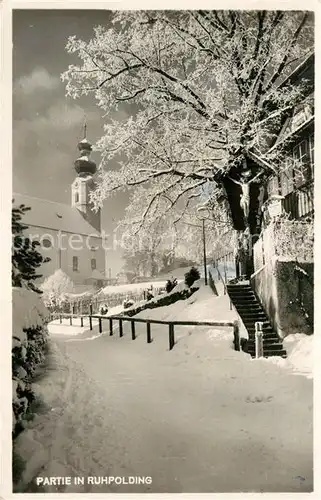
[70,315,72,326]
[59,314,62,324]
[146,322,152,343]
[169,323,175,350]
[109,318,113,336]
[89,315,92,331]
[255,321,264,358]
[99,317,102,334]
[233,322,240,351]
[81,316,83,327]
[131,321,136,340]
[119,319,123,337]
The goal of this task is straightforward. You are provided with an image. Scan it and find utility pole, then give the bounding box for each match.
[196,207,209,286]
[202,219,208,285]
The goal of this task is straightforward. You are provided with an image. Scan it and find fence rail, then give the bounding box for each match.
[50,312,240,352]
[48,286,166,316]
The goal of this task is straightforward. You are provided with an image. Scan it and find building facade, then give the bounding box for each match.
[213,54,314,338]
[13,134,107,289]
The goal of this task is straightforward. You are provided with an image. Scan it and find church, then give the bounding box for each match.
[13,133,107,290]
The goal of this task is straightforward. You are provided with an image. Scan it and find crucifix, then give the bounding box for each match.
[228,170,262,223]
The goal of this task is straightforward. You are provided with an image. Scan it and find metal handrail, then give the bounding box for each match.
[211,263,233,310]
[50,311,240,352]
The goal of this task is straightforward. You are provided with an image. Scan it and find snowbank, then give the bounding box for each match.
[283,334,313,378]
[134,284,238,324]
[12,287,50,434]
[256,334,313,379]
[13,287,50,344]
[98,281,168,296]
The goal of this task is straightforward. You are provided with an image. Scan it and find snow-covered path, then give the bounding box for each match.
[29,318,313,494]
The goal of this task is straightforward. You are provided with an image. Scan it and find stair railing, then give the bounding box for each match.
[255,322,264,358]
[214,262,232,310]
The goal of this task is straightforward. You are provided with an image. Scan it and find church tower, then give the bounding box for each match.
[71,124,101,233]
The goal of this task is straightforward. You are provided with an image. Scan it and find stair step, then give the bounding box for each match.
[248,327,274,333]
[231,297,257,303]
[247,325,273,331]
[240,311,267,323]
[232,301,258,306]
[230,298,257,303]
[241,315,268,321]
[236,307,264,313]
[247,338,281,345]
[227,284,251,288]
[264,344,284,351]
[263,350,287,358]
[227,288,252,293]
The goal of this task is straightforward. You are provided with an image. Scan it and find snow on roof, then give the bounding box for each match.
[13,193,100,237]
[80,138,91,144]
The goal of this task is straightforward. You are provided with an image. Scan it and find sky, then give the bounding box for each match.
[13,9,128,274]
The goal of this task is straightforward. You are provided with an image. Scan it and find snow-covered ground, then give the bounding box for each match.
[98,281,168,296]
[48,304,125,337]
[15,284,313,493]
[258,333,313,379]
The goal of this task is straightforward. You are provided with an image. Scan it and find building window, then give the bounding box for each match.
[42,238,52,248]
[73,256,78,272]
[75,192,79,203]
[91,258,96,270]
[267,176,279,197]
[308,134,314,178]
[293,138,312,188]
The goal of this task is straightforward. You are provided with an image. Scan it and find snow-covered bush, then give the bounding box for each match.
[12,287,50,436]
[184,267,201,288]
[12,202,50,293]
[41,269,75,310]
[123,282,200,317]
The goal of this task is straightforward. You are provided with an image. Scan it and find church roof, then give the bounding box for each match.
[13,193,100,237]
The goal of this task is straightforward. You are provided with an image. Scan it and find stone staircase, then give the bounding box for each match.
[226,283,286,358]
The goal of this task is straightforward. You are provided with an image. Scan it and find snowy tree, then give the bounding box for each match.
[41,269,75,309]
[62,10,313,233]
[12,202,50,293]
[121,218,171,277]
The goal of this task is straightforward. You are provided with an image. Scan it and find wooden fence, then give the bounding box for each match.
[50,312,240,352]
[49,286,166,316]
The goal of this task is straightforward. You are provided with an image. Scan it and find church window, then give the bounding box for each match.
[75,192,79,203]
[42,238,52,248]
[91,258,96,270]
[73,256,79,272]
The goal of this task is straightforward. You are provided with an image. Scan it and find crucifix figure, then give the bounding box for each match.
[228,170,262,224]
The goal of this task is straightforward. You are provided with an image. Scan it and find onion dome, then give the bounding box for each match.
[74,137,97,176]
[78,137,92,152]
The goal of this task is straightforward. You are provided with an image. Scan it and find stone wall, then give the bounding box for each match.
[251,257,313,338]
